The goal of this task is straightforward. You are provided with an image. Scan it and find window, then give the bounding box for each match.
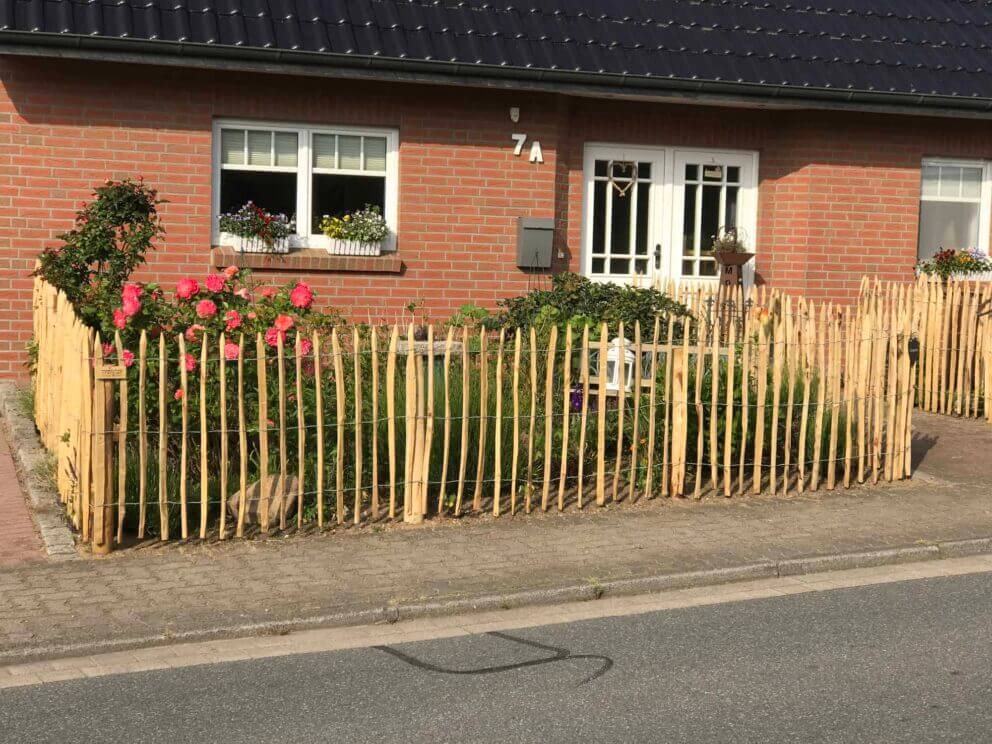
[214,122,398,251]
[917,159,990,261]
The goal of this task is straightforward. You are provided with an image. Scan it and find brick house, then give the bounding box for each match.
[2,1,992,378]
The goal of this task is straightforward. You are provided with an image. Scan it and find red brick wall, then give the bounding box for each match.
[4,55,992,378]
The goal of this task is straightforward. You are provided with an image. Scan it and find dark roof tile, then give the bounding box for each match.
[5,0,992,103]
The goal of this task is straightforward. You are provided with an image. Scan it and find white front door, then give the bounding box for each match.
[582,145,758,287]
[582,146,666,286]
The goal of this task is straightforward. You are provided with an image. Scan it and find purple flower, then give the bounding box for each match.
[570,385,584,412]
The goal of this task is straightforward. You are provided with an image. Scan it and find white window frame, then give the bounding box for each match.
[918,157,991,258]
[212,119,400,252]
[581,143,758,286]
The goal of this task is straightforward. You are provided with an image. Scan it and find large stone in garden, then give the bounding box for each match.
[227,474,299,526]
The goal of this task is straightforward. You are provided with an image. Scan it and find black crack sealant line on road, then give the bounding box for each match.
[375,631,613,687]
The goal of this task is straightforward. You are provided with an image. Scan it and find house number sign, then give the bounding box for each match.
[509,110,543,164]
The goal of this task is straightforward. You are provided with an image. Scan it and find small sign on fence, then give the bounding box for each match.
[94,364,126,381]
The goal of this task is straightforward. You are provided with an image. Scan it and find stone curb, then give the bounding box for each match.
[2,534,990,666]
[0,381,79,561]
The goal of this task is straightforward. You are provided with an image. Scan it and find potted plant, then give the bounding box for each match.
[219,202,294,254]
[319,205,389,257]
[710,226,753,268]
[916,248,992,281]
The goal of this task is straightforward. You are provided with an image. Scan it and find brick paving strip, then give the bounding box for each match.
[0,382,78,563]
[0,406,989,666]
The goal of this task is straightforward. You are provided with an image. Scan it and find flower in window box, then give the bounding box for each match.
[218,202,294,254]
[320,205,389,257]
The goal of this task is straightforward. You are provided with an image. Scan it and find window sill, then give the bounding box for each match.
[211,246,403,274]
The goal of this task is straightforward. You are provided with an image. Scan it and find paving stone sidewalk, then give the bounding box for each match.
[0,426,44,567]
[1,412,991,662]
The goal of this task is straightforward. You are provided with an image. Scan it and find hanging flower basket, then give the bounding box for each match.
[324,239,383,257]
[224,233,291,255]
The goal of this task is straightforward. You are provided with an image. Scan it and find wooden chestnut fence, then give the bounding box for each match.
[895,276,992,420]
[33,276,924,553]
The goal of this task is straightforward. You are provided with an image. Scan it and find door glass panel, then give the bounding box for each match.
[589,158,655,277]
[592,181,607,254]
[635,185,650,255]
[679,158,747,278]
[701,184,721,255]
[682,184,697,256]
[610,186,631,253]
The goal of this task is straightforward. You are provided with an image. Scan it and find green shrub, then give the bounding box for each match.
[493,273,689,335]
[34,178,165,332]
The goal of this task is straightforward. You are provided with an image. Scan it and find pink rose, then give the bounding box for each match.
[235,287,251,301]
[122,283,143,302]
[205,274,226,293]
[299,337,313,357]
[195,299,218,319]
[223,265,239,279]
[184,354,197,373]
[259,286,276,299]
[247,311,257,320]
[184,324,205,342]
[176,278,199,300]
[112,308,127,329]
[264,327,285,348]
[101,342,114,357]
[224,310,242,332]
[174,388,184,401]
[223,342,240,361]
[290,282,314,310]
[273,314,294,333]
[122,350,135,368]
[122,295,141,317]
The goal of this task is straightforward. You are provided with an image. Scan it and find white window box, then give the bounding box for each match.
[325,239,383,257]
[223,233,291,254]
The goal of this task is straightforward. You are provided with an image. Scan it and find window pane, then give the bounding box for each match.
[610,258,630,274]
[917,201,980,260]
[311,174,385,233]
[221,129,245,165]
[219,170,297,221]
[725,186,739,230]
[938,166,962,198]
[592,257,605,274]
[635,181,650,255]
[313,134,336,169]
[727,166,740,184]
[610,185,631,256]
[592,181,607,254]
[634,258,648,274]
[962,167,982,200]
[701,184,721,254]
[921,165,940,198]
[699,260,718,277]
[682,259,695,275]
[682,184,697,256]
[364,137,387,171]
[637,162,651,179]
[594,160,608,178]
[247,130,272,167]
[274,132,298,167]
[685,164,698,181]
[339,136,362,169]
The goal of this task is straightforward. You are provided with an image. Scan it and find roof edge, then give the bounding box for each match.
[5,32,992,119]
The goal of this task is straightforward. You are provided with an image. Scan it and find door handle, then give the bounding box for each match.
[654,244,662,269]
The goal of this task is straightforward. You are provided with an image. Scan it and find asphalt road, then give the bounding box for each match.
[3,572,992,744]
